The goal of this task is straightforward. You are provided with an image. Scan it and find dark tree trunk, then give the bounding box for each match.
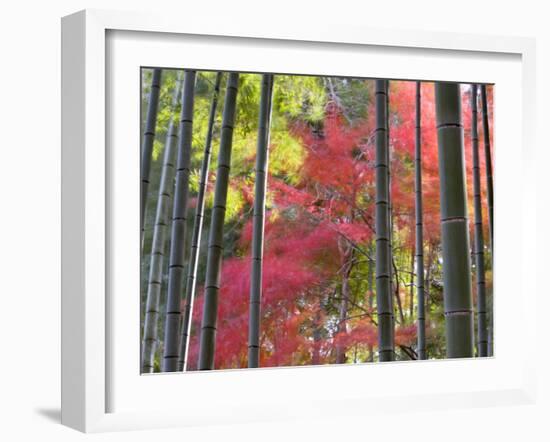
[435,82,474,359]
[198,73,240,370]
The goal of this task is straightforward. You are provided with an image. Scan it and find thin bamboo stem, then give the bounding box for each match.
[480,85,494,255]
[415,81,426,360]
[247,73,274,368]
[375,79,394,362]
[471,84,488,357]
[178,72,223,371]
[141,69,162,248]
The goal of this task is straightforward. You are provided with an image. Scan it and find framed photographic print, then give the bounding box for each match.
[61,9,536,433]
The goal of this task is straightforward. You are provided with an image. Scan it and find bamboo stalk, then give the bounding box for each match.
[471,85,488,357]
[178,72,223,371]
[141,73,183,373]
[387,81,397,329]
[198,73,240,370]
[480,87,493,355]
[435,82,474,359]
[480,85,494,254]
[415,81,426,360]
[141,69,162,248]
[393,258,405,326]
[162,70,197,372]
[367,246,375,362]
[374,79,394,362]
[248,74,274,368]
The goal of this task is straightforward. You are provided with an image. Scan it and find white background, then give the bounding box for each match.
[1,0,548,441]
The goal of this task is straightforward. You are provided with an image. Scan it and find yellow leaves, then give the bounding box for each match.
[230,132,258,174]
[269,128,306,185]
[152,139,163,162]
[225,185,246,221]
[189,168,201,193]
[204,178,246,223]
[268,209,280,223]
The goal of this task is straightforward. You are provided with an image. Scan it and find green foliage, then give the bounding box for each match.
[236,74,261,135]
[203,179,246,223]
[189,168,201,193]
[152,139,163,161]
[332,78,372,121]
[269,115,306,184]
[273,75,326,123]
[225,185,247,222]
[190,72,225,161]
[155,71,181,135]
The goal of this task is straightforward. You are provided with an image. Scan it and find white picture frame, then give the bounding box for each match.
[61,9,537,433]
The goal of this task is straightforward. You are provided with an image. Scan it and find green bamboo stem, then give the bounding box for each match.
[162,70,197,372]
[387,81,397,326]
[141,73,183,373]
[480,85,494,255]
[248,74,274,368]
[141,68,162,248]
[471,85,488,357]
[415,81,426,360]
[375,79,394,362]
[179,72,223,371]
[198,73,240,370]
[435,82,474,359]
[387,83,405,332]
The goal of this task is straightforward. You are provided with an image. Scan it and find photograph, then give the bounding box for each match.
[140,68,494,374]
